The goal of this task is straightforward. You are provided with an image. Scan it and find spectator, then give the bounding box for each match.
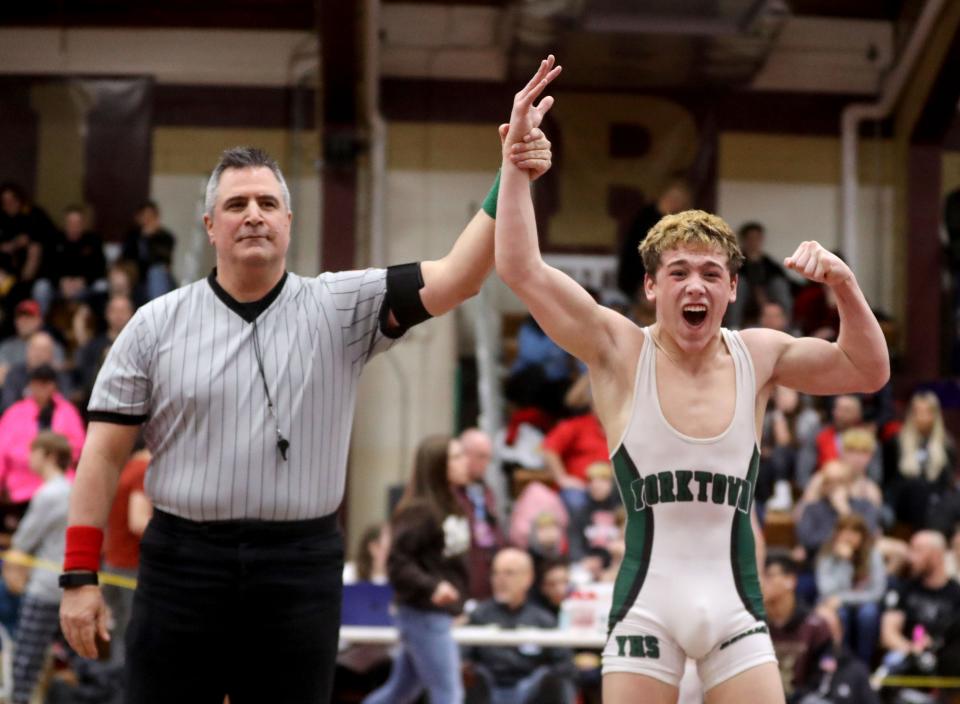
[93,260,140,314]
[121,200,176,302]
[506,316,580,418]
[456,428,503,600]
[363,435,470,704]
[759,300,794,334]
[542,409,609,514]
[73,294,134,408]
[102,440,151,665]
[528,512,567,571]
[70,303,97,360]
[761,386,819,512]
[616,177,691,301]
[0,365,84,504]
[33,205,106,315]
[1,331,72,412]
[106,260,138,299]
[0,299,65,385]
[764,552,834,699]
[796,461,881,565]
[463,548,576,704]
[530,556,570,618]
[808,395,880,486]
[815,514,886,664]
[726,222,793,329]
[344,523,390,585]
[885,391,957,532]
[567,461,621,561]
[793,280,840,341]
[5,431,72,704]
[794,605,880,704]
[510,481,569,551]
[798,429,884,519]
[839,429,885,511]
[0,183,54,293]
[881,531,960,673]
[511,315,579,385]
[577,545,613,585]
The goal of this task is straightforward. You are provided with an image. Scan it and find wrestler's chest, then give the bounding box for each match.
[655,364,737,438]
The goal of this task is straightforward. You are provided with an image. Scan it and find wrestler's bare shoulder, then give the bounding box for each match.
[737,327,795,389]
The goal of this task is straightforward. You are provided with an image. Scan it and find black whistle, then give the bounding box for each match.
[278,436,290,461]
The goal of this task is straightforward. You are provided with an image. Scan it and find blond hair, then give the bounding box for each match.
[899,391,950,481]
[639,210,744,277]
[841,427,877,454]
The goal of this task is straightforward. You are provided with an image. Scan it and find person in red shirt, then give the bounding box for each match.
[542,412,608,513]
[812,395,881,487]
[102,441,151,663]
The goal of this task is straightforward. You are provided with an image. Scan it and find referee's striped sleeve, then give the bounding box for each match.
[322,268,403,362]
[87,309,154,424]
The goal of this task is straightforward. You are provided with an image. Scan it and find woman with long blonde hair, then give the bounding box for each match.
[886,391,956,529]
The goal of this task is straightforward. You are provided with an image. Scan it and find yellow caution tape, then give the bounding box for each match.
[881,675,960,689]
[0,551,137,590]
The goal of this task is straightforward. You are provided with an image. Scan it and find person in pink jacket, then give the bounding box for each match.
[0,365,83,503]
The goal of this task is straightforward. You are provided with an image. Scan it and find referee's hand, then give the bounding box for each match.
[60,585,110,659]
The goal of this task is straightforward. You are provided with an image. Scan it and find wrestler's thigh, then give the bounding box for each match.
[603,672,679,704]
[704,662,785,704]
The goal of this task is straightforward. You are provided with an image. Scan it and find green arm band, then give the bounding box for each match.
[481,169,501,219]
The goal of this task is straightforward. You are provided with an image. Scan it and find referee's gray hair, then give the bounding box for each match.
[204,147,291,217]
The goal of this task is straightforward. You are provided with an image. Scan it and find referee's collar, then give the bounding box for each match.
[207,268,289,323]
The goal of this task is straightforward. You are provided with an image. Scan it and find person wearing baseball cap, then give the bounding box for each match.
[0,301,64,387]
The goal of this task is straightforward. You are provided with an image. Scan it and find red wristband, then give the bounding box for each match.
[63,526,103,572]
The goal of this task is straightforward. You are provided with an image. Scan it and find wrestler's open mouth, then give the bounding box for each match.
[682,305,707,326]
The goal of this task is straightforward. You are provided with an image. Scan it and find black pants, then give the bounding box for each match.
[124,510,343,704]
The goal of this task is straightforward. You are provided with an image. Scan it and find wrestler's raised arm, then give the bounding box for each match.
[742,241,889,395]
[495,57,634,368]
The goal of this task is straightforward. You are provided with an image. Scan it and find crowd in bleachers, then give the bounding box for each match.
[0,176,957,704]
[0,183,174,703]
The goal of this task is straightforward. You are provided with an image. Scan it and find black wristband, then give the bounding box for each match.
[59,571,99,589]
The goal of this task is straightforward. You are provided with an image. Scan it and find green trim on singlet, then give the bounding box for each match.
[730,445,766,621]
[608,445,654,635]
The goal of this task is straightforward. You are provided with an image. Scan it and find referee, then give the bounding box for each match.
[59,56,559,703]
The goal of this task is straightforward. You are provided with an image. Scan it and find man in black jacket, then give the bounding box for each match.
[463,548,576,704]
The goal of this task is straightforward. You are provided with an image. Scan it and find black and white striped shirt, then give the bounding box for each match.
[88,269,402,521]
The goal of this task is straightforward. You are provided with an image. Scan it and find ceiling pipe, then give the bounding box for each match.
[840,0,945,275]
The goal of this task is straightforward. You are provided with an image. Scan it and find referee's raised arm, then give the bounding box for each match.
[60,421,140,658]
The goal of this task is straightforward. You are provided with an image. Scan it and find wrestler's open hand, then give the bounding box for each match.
[784,241,853,288]
[498,124,552,181]
[503,56,561,161]
[61,585,110,659]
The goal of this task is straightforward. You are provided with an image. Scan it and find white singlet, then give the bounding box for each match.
[602,327,777,690]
